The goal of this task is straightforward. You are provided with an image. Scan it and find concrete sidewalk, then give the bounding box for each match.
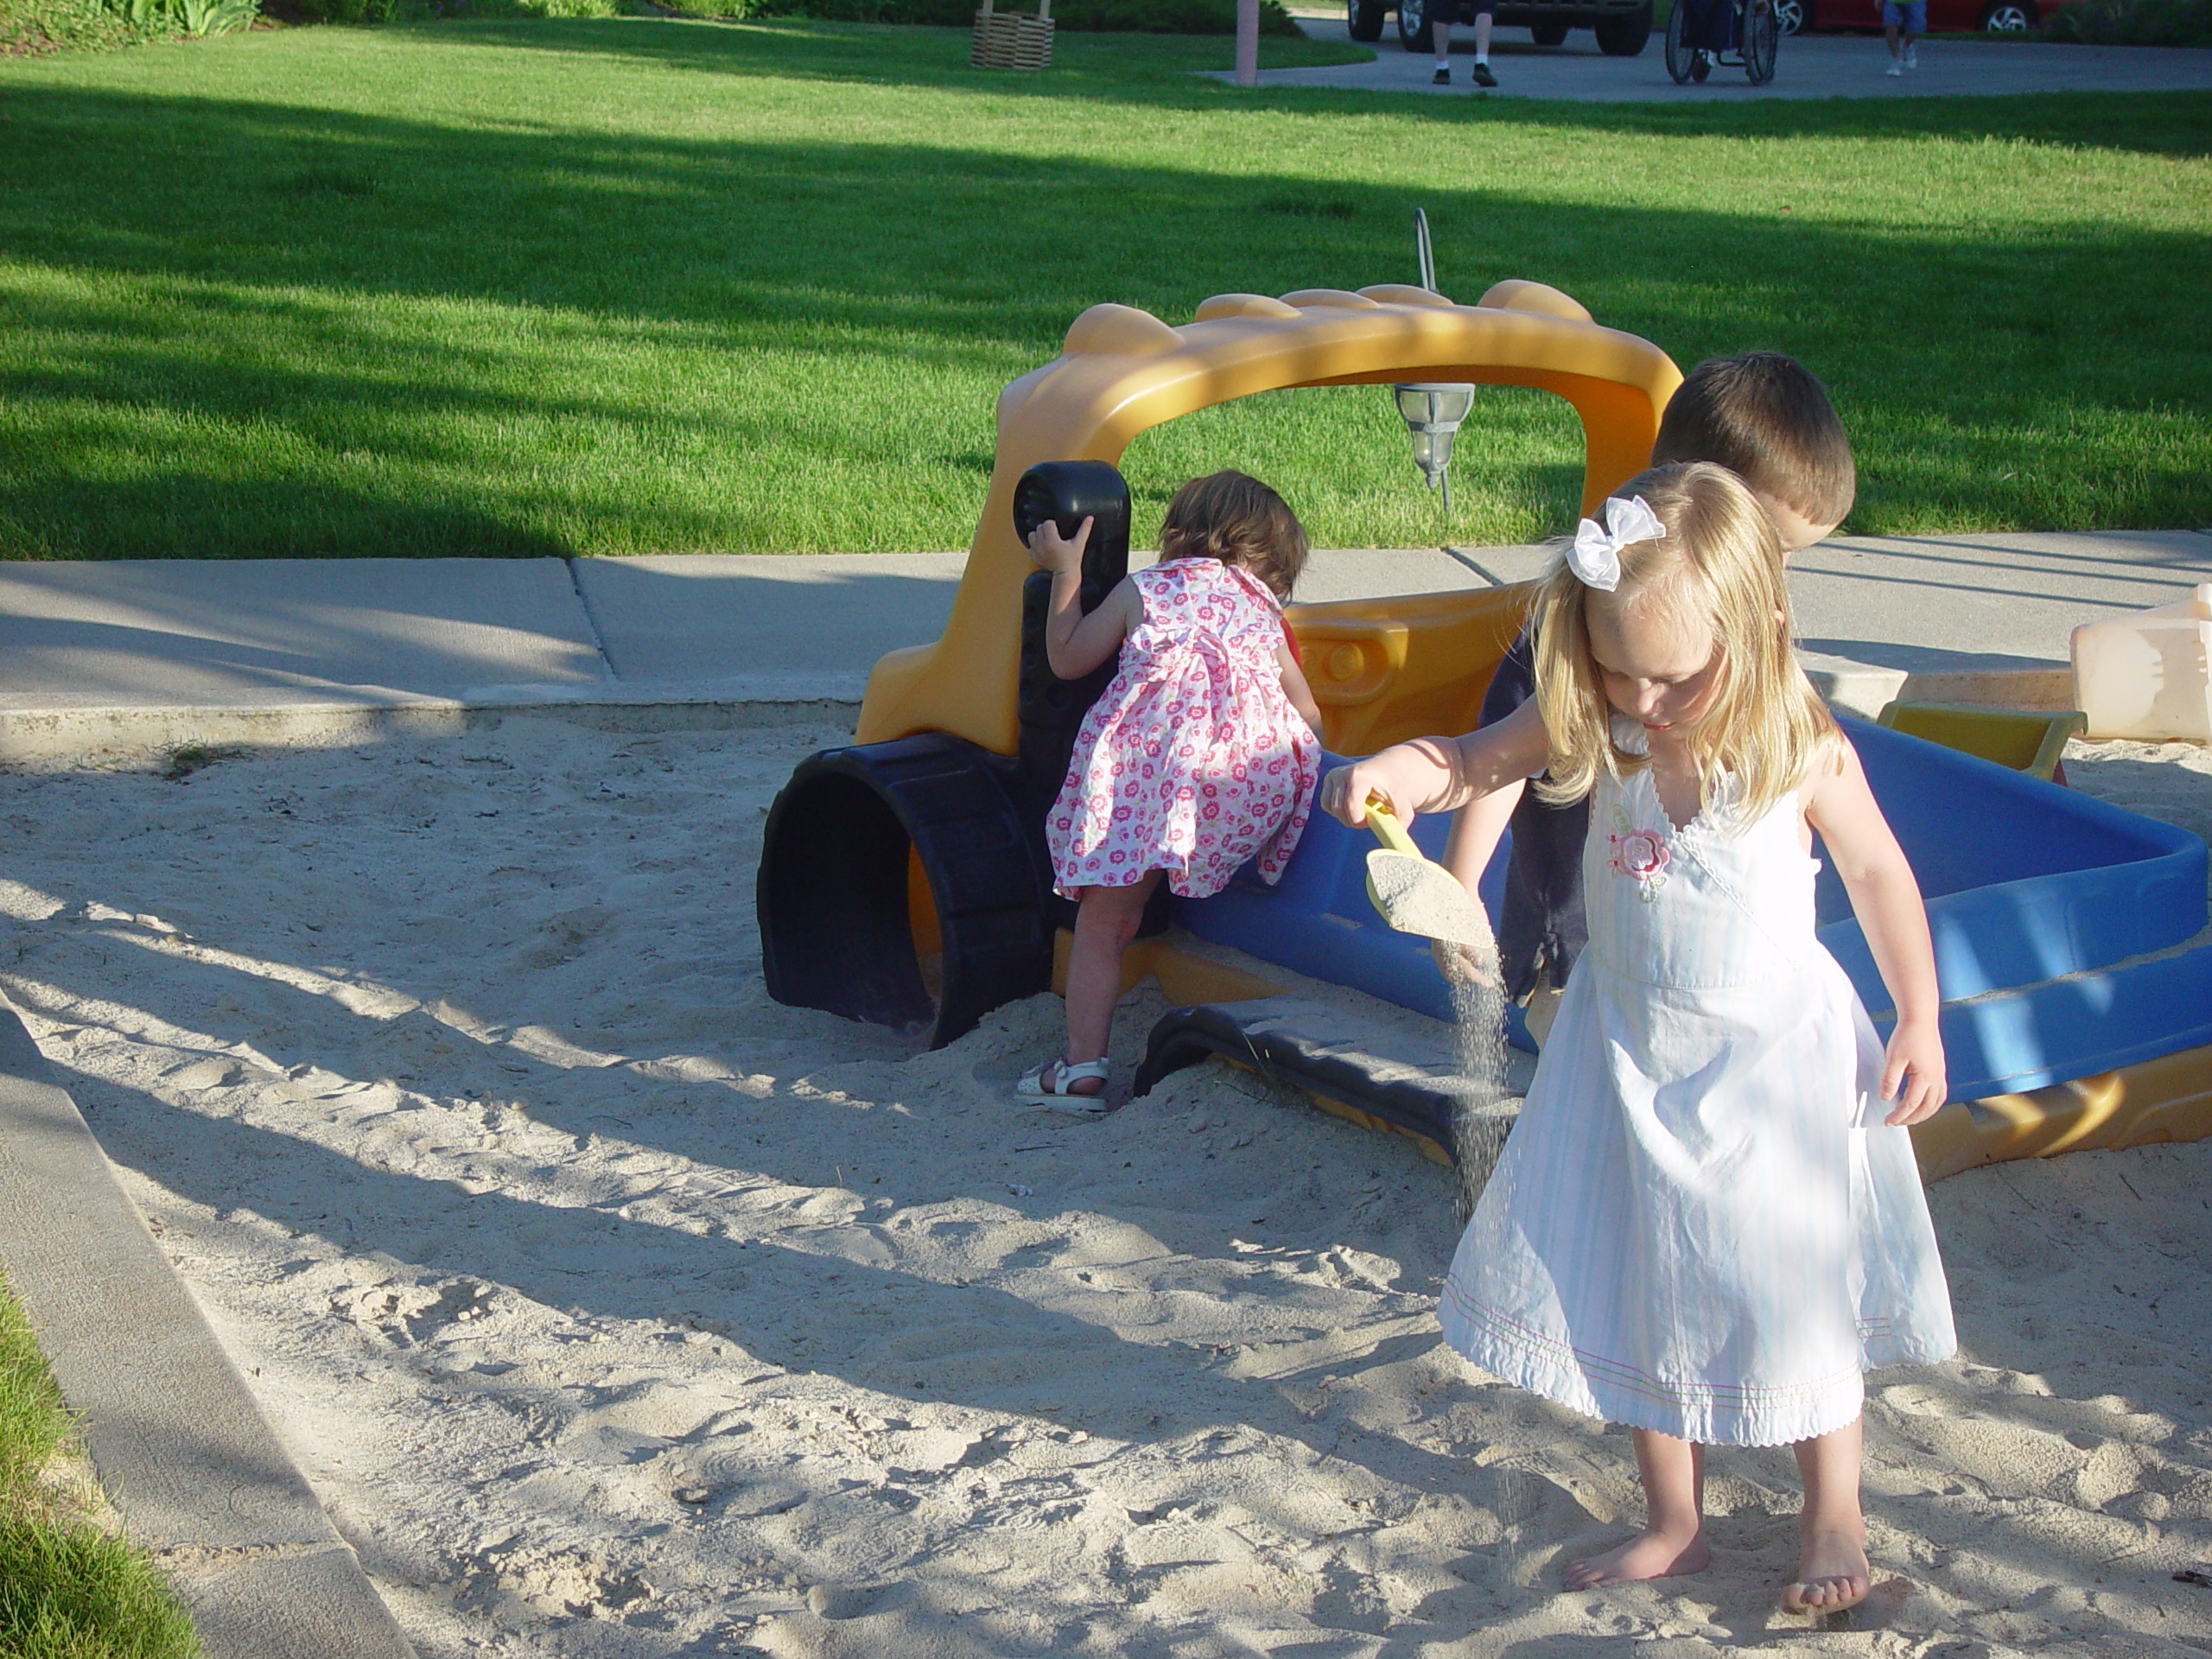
[0,531,2204,757]
[1458,528,2212,714]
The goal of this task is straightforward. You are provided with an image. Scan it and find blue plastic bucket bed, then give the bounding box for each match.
[1173,719,2210,1102]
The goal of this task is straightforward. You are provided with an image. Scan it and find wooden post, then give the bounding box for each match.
[1235,0,1258,85]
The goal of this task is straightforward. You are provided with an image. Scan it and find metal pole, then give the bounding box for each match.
[1415,207,1437,293]
[1236,0,1258,85]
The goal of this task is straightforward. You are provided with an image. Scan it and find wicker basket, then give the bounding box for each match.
[971,0,1053,68]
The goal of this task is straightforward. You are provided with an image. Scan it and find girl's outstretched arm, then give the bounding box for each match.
[1276,645,1324,737]
[1319,698,1551,831]
[1444,779,1523,893]
[1028,517,1141,680]
[1804,737,1947,1126]
[1429,780,1522,984]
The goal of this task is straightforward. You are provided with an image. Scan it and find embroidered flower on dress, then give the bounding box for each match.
[1609,828,1670,900]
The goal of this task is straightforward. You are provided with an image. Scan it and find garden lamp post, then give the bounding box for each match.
[1392,208,1474,516]
[1393,383,1475,516]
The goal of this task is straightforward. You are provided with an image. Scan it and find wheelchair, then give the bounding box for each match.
[1665,0,1778,83]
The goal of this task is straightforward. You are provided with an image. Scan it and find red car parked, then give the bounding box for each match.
[1783,0,2056,32]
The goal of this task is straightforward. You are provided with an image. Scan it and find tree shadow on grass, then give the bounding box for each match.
[0,472,578,563]
[3,79,2209,556]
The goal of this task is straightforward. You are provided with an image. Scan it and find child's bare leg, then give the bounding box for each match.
[1783,1416,1871,1614]
[1061,874,1161,1082]
[1566,1429,1712,1588]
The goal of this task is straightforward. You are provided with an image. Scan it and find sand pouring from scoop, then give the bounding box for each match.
[1362,799,1501,980]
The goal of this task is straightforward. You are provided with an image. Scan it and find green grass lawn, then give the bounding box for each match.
[0,1278,198,1659]
[0,16,2208,556]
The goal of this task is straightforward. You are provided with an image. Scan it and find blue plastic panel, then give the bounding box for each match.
[1921,939,2212,1099]
[1816,720,2206,1003]
[1174,725,2211,1100]
[1177,787,1486,1028]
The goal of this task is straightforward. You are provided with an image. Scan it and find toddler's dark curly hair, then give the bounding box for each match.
[1159,470,1308,601]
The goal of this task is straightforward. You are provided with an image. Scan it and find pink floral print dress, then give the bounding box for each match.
[1046,558,1320,899]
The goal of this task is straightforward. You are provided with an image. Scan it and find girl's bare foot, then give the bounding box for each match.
[1782,1523,1871,1613]
[1565,1525,1711,1589]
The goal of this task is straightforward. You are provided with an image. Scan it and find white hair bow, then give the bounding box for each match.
[1567,494,1665,592]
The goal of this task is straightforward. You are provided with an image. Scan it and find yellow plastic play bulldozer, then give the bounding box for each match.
[756,276,2212,1180]
[755,278,1679,1055]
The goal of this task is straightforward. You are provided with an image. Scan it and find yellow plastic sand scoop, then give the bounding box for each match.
[1362,800,1498,960]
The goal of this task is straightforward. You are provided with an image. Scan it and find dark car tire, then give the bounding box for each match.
[1530,18,1570,41]
[1773,0,1808,31]
[1978,0,2033,24]
[1348,0,1386,39]
[1396,0,1433,50]
[1594,0,1653,52]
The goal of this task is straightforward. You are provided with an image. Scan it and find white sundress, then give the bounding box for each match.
[1439,725,1956,1447]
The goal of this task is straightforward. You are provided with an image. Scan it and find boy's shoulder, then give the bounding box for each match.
[1478,620,1539,728]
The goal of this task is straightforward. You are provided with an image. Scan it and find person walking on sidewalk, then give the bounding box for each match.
[1883,0,1923,73]
[1432,0,1498,86]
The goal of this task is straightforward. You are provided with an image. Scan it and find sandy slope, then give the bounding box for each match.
[0,719,2207,1657]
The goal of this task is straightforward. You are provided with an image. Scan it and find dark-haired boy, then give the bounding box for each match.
[1441,351,1857,1040]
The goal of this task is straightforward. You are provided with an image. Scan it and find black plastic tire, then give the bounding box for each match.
[1348,0,1386,39]
[758,734,1052,1050]
[1396,0,1433,52]
[1529,19,1569,41]
[1595,0,1653,52]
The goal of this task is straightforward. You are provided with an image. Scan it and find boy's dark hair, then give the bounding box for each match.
[1160,470,1308,601]
[1650,352,1855,531]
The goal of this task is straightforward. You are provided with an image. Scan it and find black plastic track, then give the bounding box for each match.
[758,734,1052,1049]
[1135,995,1510,1160]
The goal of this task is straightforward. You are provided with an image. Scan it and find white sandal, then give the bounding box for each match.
[1015,1056,1111,1108]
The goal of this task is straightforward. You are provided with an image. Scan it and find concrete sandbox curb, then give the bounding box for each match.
[0,1005,416,1659]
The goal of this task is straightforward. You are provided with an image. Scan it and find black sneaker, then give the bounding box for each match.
[1470,60,1497,86]
[1433,65,1450,83]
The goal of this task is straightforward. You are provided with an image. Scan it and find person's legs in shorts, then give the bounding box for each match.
[1881,0,1924,68]
[1467,0,1497,82]
[1432,0,1462,75]
[1432,0,1497,82]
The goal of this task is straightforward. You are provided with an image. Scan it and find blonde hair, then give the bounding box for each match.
[1531,461,1838,823]
[1160,471,1309,601]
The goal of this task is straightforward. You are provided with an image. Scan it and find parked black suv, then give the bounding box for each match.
[1347,0,1654,54]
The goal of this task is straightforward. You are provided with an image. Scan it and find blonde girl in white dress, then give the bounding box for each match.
[1319,461,1955,1616]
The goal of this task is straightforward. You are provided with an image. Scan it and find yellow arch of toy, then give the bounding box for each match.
[856,280,1683,755]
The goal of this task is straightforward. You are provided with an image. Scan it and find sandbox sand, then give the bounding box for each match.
[1,719,2209,1658]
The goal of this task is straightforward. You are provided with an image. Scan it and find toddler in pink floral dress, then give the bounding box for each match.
[1017,470,1325,1108]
